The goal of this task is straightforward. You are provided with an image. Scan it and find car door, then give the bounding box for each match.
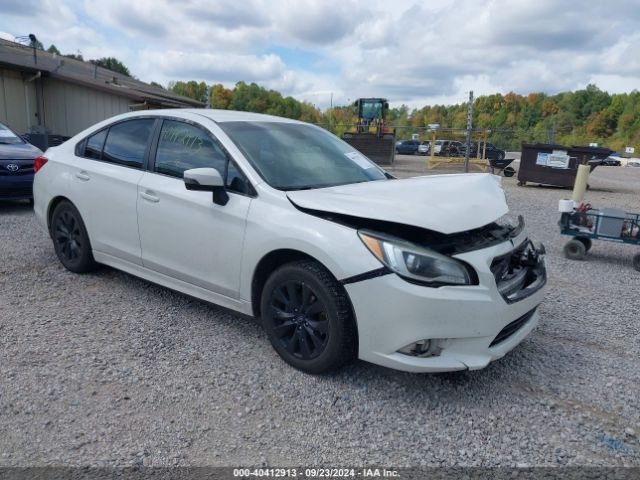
[69,118,156,265]
[137,118,253,298]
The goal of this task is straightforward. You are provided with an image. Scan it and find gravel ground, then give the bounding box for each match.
[1,158,639,468]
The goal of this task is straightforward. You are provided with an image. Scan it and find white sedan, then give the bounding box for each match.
[33,110,546,373]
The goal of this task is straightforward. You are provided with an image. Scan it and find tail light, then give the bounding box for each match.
[34,156,48,173]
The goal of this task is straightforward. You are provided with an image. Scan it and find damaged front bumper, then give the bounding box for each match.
[345,230,546,373]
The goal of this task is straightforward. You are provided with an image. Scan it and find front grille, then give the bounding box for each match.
[490,308,537,347]
[492,240,546,303]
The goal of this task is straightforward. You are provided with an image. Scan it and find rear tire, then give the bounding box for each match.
[564,239,586,260]
[260,260,357,374]
[50,201,97,273]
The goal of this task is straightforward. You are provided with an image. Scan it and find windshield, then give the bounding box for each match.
[361,100,383,120]
[218,121,387,190]
[0,123,23,145]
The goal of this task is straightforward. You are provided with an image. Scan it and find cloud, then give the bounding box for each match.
[0,0,639,108]
[140,50,286,83]
[182,0,270,29]
[270,0,368,45]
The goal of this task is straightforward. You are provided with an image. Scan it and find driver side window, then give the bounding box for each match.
[154,120,226,177]
[154,119,253,195]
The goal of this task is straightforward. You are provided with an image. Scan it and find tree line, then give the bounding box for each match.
[169,81,639,152]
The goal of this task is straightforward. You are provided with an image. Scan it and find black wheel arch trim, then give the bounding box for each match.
[340,267,392,285]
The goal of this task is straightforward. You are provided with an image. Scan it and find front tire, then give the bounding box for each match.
[260,260,357,374]
[50,201,97,273]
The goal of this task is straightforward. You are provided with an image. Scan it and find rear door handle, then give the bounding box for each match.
[140,191,160,203]
[75,171,90,181]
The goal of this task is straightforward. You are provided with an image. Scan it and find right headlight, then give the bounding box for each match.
[358,230,476,286]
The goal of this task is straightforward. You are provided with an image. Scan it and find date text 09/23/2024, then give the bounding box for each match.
[233,468,400,478]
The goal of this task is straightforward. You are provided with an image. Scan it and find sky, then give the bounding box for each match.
[1,0,639,109]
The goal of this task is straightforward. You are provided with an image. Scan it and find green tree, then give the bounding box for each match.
[91,57,131,77]
[47,44,61,55]
[64,52,84,61]
[168,81,209,103]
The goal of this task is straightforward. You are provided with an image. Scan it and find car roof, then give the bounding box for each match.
[99,108,304,126]
[143,108,302,124]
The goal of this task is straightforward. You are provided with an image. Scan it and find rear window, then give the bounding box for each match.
[84,129,107,160]
[102,119,155,168]
[0,123,23,145]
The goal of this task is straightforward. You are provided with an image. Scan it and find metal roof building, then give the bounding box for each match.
[0,38,203,148]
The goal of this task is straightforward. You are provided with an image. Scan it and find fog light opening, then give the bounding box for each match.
[398,339,442,358]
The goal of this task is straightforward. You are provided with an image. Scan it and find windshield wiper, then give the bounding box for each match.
[280,180,373,191]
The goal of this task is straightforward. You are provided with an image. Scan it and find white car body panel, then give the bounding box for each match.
[69,157,144,265]
[287,173,508,234]
[137,172,252,298]
[33,108,546,373]
[237,187,382,303]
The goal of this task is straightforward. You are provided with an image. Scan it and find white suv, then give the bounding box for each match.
[33,109,546,373]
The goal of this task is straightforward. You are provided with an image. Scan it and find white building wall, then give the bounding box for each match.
[42,79,132,137]
[0,68,38,133]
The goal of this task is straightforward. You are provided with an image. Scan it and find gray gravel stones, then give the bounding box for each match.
[1,161,639,467]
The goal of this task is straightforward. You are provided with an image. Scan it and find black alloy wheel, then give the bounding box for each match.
[261,260,357,374]
[51,201,97,273]
[269,280,329,361]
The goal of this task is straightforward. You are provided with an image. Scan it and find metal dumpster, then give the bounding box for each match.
[517,143,612,188]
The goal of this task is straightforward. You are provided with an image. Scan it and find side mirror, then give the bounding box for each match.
[183,167,229,206]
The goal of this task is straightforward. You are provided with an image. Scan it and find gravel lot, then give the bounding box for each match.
[1,158,639,468]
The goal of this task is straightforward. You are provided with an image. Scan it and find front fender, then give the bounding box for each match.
[239,193,381,303]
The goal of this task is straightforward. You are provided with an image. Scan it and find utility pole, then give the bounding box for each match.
[548,122,556,144]
[463,90,474,173]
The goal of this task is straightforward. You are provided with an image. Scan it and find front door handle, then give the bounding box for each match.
[75,171,90,181]
[140,191,160,203]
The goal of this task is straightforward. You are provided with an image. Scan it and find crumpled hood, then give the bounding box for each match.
[287,173,509,234]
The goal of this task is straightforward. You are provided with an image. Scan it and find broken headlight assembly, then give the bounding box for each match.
[358,230,477,286]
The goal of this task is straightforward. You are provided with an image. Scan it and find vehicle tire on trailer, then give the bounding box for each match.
[564,239,587,260]
[633,254,640,272]
[50,201,98,273]
[576,237,592,251]
[260,260,357,374]
[503,166,515,177]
